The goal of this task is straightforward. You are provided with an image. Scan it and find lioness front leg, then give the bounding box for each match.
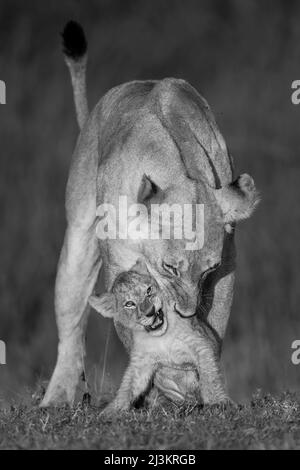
[205,231,236,341]
[101,356,155,418]
[41,100,104,407]
[41,226,102,406]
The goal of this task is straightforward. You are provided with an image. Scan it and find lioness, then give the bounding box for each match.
[89,260,227,416]
[41,22,258,406]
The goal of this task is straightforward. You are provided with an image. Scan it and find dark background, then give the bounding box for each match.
[0,0,299,404]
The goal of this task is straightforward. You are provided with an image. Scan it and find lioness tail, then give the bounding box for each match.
[61,21,88,129]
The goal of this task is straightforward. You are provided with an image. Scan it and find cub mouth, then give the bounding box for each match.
[145,309,164,332]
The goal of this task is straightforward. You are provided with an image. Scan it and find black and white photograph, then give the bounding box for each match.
[0,0,300,452]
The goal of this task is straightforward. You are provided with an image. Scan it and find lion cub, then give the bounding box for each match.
[89,263,228,416]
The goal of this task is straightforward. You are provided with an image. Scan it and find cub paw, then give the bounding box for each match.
[204,397,237,411]
[100,403,128,421]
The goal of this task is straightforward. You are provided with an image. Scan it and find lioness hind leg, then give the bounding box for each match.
[41,225,102,407]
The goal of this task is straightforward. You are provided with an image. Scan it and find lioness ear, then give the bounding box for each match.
[131,257,149,276]
[88,293,116,318]
[215,174,260,223]
[137,174,164,206]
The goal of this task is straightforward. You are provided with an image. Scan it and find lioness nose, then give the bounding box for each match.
[145,306,156,317]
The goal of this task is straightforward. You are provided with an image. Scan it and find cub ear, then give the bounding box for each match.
[88,293,116,318]
[214,173,260,224]
[137,174,164,206]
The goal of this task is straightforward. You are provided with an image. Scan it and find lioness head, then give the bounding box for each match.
[89,260,168,337]
[135,172,259,318]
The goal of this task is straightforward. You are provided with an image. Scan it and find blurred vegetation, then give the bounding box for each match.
[0,0,299,403]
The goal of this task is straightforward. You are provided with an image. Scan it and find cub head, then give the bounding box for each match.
[89,260,168,336]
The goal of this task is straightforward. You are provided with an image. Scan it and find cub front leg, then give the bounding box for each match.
[101,355,155,418]
[192,334,229,405]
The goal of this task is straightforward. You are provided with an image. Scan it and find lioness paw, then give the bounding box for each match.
[237,173,255,193]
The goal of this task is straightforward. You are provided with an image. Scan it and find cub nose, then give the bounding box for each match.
[140,297,156,317]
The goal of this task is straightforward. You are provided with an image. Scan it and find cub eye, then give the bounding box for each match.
[162,262,180,277]
[124,301,136,308]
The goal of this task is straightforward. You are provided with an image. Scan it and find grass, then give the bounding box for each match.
[0,390,300,450]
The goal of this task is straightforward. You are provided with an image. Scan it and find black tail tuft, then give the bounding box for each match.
[61,21,87,60]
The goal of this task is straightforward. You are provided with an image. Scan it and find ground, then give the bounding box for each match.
[0,391,299,450]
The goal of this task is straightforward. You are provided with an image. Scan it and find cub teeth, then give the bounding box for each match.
[144,309,164,332]
[140,317,153,327]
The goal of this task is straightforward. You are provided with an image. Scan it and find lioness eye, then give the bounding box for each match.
[124,301,136,308]
[162,262,180,277]
[146,286,152,296]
